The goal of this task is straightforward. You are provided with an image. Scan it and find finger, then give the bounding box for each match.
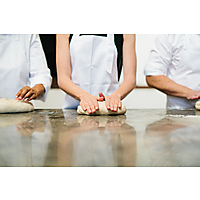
[85,102,92,114]
[86,105,92,114]
[113,101,118,112]
[90,103,96,113]
[97,97,104,101]
[189,96,199,100]
[97,92,105,101]
[99,92,105,99]
[93,100,99,110]
[15,90,22,99]
[15,87,28,99]
[118,101,122,108]
[26,93,37,101]
[80,102,87,111]
[19,87,31,99]
[110,101,114,111]
[105,99,110,110]
[23,90,34,100]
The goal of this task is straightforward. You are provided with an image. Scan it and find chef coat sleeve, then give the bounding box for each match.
[144,34,172,76]
[29,34,52,101]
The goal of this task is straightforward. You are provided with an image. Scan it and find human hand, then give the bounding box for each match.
[79,118,99,130]
[15,86,38,101]
[16,122,35,136]
[186,90,200,100]
[99,92,122,112]
[80,93,104,114]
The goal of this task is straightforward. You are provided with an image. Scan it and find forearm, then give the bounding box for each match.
[112,77,136,100]
[113,34,136,100]
[146,75,195,99]
[56,34,89,101]
[58,76,89,101]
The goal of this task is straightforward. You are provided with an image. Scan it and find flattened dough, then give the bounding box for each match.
[0,98,34,113]
[77,101,126,115]
[195,101,200,110]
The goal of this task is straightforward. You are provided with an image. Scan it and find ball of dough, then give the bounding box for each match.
[0,98,34,113]
[77,101,126,115]
[195,101,200,110]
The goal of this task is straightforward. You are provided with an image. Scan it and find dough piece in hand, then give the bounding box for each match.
[77,101,126,115]
[0,98,34,113]
[195,101,200,110]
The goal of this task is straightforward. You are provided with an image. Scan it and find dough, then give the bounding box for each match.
[0,98,34,113]
[77,101,126,115]
[195,101,200,110]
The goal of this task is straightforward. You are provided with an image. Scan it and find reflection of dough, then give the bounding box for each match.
[0,98,34,113]
[0,115,32,127]
[195,101,200,110]
[77,115,126,127]
[77,101,126,115]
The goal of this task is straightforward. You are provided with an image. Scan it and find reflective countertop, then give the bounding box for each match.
[1,109,200,167]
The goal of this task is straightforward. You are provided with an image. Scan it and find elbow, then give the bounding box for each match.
[128,79,136,91]
[57,77,64,90]
[131,80,136,90]
[146,76,155,88]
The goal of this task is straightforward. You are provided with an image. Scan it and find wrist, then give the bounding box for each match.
[110,93,122,100]
[78,92,90,101]
[32,84,45,97]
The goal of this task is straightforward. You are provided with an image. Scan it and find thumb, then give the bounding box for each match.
[97,92,105,101]
[99,92,105,98]
[189,96,199,100]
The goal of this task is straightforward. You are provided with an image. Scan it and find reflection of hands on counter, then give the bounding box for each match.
[58,114,136,167]
[77,115,126,128]
[16,120,46,136]
[0,112,47,136]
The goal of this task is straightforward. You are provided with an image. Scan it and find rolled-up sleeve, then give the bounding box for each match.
[144,34,172,76]
[29,34,52,101]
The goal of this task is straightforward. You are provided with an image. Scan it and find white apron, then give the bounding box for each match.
[167,34,200,109]
[63,34,119,109]
[0,34,29,99]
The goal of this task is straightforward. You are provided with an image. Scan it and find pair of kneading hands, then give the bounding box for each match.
[15,84,45,101]
[80,92,122,114]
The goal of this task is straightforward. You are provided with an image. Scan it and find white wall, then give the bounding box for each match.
[33,88,166,109]
[34,34,166,109]
[135,34,159,86]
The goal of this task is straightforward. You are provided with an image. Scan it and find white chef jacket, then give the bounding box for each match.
[0,34,52,101]
[144,34,200,109]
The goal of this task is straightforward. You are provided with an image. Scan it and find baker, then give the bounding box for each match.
[0,34,52,102]
[56,34,136,114]
[144,34,200,109]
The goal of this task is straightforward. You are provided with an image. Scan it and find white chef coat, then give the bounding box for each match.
[144,34,200,109]
[0,34,52,101]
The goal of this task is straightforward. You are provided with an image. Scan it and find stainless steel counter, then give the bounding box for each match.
[0,109,200,167]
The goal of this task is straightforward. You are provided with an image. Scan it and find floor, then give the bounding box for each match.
[0,109,200,167]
